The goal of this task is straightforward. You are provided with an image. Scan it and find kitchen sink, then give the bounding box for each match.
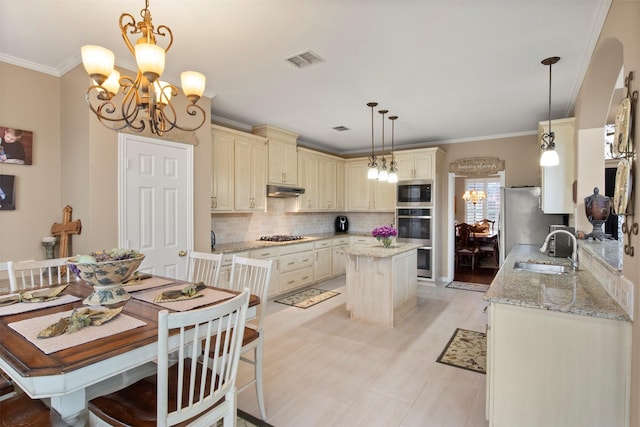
[513,261,570,275]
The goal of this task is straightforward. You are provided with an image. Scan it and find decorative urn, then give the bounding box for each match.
[584,187,611,240]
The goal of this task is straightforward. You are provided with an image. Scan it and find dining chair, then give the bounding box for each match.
[0,369,15,402]
[10,257,77,292]
[88,290,250,427]
[478,231,499,268]
[185,251,223,287]
[0,391,70,426]
[211,255,273,420]
[0,261,13,294]
[455,223,480,270]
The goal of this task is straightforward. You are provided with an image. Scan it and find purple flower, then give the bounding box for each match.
[371,225,398,239]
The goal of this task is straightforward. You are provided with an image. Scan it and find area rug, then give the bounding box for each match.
[446,281,490,293]
[436,328,486,374]
[236,409,275,427]
[275,288,340,309]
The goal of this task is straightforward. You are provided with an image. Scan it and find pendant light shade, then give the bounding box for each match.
[378,109,389,181]
[540,56,560,167]
[367,102,379,180]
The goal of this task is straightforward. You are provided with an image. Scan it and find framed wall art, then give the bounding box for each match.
[0,126,33,165]
[0,174,16,210]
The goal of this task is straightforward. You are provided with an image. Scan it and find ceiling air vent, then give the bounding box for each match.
[332,126,350,132]
[285,50,324,68]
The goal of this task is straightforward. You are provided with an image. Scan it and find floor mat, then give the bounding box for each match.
[236,409,275,427]
[446,281,490,293]
[436,328,486,374]
[275,288,340,309]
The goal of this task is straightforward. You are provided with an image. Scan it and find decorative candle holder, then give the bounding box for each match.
[41,236,57,259]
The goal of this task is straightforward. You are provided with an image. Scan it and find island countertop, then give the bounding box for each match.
[340,243,421,258]
[483,244,630,322]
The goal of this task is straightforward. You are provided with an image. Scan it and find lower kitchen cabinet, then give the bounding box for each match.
[332,236,349,276]
[314,240,332,282]
[278,243,314,293]
[487,302,631,427]
[250,247,280,297]
[217,251,249,288]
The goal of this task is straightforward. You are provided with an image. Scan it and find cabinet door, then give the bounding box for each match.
[332,245,347,275]
[394,154,416,181]
[211,131,235,211]
[297,152,319,210]
[413,153,433,179]
[540,118,574,214]
[346,162,372,211]
[314,247,332,282]
[251,143,268,211]
[374,180,396,211]
[336,162,345,211]
[268,140,298,185]
[235,139,267,211]
[318,158,337,210]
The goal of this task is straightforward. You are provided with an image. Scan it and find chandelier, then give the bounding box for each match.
[366,102,399,182]
[462,189,486,205]
[540,56,560,166]
[81,0,207,136]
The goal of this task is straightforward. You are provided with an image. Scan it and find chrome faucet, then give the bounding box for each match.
[540,229,579,271]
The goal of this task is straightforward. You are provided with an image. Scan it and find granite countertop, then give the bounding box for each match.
[483,244,630,322]
[340,242,421,258]
[212,232,364,253]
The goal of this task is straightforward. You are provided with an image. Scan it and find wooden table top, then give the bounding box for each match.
[0,279,259,378]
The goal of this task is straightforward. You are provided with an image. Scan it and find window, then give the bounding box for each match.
[464,177,501,225]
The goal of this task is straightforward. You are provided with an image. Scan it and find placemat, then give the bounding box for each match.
[9,309,147,355]
[0,294,80,317]
[122,276,175,292]
[132,284,236,311]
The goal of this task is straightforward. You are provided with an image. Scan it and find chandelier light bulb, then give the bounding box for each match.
[100,70,121,98]
[540,149,560,166]
[81,45,115,85]
[181,71,206,102]
[134,43,165,83]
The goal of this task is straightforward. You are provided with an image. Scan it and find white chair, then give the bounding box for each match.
[88,291,250,427]
[10,258,77,292]
[214,255,273,420]
[0,261,13,294]
[185,251,222,287]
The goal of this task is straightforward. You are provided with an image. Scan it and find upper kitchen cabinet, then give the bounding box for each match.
[211,126,235,211]
[539,117,575,214]
[297,148,344,212]
[345,159,395,212]
[235,134,268,212]
[252,125,299,186]
[394,148,438,181]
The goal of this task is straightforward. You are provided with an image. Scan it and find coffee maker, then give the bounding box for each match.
[335,216,349,232]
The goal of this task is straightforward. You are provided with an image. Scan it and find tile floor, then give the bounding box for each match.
[236,276,490,427]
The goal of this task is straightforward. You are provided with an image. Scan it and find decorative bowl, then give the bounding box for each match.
[68,254,145,306]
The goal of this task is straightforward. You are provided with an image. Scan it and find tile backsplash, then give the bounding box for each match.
[211,198,394,244]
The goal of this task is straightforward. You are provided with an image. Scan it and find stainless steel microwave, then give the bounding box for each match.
[397,179,432,207]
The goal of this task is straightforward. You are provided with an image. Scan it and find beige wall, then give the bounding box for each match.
[1,62,212,265]
[575,1,640,423]
[0,62,62,262]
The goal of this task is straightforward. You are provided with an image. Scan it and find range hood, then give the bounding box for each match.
[267,185,305,198]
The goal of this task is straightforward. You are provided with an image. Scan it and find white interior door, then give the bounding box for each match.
[118,133,193,279]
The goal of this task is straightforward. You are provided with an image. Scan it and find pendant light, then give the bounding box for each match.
[388,116,399,183]
[367,102,379,179]
[540,56,560,166]
[378,109,389,181]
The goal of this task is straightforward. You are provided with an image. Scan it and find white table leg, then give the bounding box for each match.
[50,389,87,426]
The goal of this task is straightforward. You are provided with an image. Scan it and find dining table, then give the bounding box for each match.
[0,277,259,426]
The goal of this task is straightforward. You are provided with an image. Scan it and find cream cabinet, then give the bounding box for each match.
[297,149,319,211]
[278,242,314,293]
[252,125,298,186]
[211,127,235,211]
[394,148,436,180]
[539,117,574,214]
[217,251,250,288]
[314,240,333,282]
[332,236,349,275]
[235,137,268,212]
[335,162,345,211]
[345,160,395,212]
[487,302,630,427]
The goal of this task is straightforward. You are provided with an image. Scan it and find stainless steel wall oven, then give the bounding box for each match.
[396,207,432,279]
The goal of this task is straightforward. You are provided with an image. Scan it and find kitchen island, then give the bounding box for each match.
[484,244,631,427]
[341,242,419,327]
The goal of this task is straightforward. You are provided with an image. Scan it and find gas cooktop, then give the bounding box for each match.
[258,235,306,242]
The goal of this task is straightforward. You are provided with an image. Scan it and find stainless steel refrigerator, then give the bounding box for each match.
[500,187,565,260]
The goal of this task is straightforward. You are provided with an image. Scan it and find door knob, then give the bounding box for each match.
[178,250,187,257]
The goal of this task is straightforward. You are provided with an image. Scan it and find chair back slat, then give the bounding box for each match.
[186,251,222,287]
[157,291,249,427]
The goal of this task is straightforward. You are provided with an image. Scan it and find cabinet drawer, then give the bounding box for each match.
[250,248,279,259]
[314,240,332,249]
[333,237,349,246]
[279,242,314,255]
[221,251,249,267]
[279,251,313,273]
[351,236,374,245]
[279,267,314,293]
